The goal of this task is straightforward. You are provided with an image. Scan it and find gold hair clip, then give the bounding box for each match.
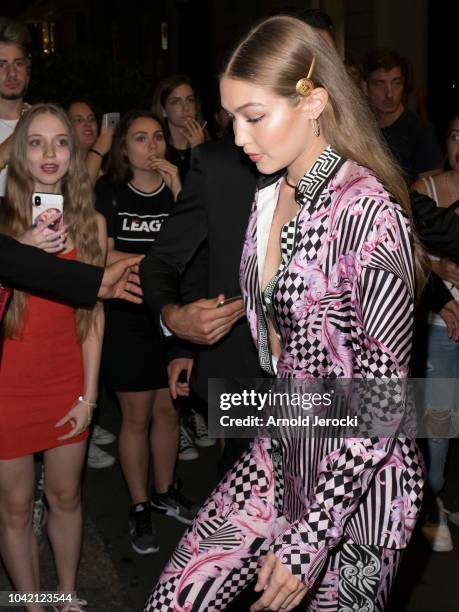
[295,54,316,97]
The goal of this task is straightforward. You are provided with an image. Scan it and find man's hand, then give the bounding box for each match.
[251,551,308,611]
[439,298,459,341]
[168,358,194,399]
[98,256,143,303]
[162,295,245,345]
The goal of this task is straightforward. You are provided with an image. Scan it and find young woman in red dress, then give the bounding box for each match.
[0,103,106,612]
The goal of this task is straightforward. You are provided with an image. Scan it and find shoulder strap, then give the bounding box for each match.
[420,176,433,200]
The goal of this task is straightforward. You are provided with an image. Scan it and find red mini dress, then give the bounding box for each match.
[0,249,88,460]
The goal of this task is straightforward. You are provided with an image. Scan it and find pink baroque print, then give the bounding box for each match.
[172,542,248,612]
[329,252,362,289]
[229,493,285,542]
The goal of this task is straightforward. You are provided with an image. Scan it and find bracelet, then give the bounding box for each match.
[78,396,97,409]
[78,396,96,425]
[0,160,8,172]
[89,148,104,158]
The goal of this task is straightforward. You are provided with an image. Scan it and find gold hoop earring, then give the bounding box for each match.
[313,118,320,137]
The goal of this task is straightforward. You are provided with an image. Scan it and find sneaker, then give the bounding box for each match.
[87,441,115,469]
[178,424,199,461]
[91,424,116,446]
[188,408,216,448]
[53,594,88,612]
[151,481,199,525]
[129,502,159,555]
[421,497,453,552]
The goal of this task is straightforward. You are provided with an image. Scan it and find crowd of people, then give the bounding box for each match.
[0,7,458,612]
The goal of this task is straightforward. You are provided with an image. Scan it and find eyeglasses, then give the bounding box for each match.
[0,58,30,74]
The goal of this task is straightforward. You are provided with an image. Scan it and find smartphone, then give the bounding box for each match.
[102,112,120,129]
[217,295,243,308]
[32,192,64,231]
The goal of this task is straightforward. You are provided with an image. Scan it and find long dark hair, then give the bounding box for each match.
[151,74,205,142]
[104,109,166,184]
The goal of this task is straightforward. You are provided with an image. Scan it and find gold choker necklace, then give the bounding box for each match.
[284,175,297,189]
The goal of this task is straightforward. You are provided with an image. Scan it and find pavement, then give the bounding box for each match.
[1,391,459,611]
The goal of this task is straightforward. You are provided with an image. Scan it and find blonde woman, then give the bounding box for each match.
[144,16,425,612]
[0,103,106,612]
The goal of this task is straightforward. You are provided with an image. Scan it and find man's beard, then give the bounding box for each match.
[0,85,28,101]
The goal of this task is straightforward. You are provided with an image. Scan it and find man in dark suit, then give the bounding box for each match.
[140,136,263,475]
[0,232,142,306]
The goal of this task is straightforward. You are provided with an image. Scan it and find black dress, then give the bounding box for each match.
[96,178,174,391]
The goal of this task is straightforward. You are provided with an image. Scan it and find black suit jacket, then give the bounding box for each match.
[0,233,102,306]
[140,137,263,399]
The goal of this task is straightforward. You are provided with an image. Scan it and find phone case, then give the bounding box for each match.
[32,193,64,232]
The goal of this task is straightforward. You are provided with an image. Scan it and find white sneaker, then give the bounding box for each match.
[87,441,115,469]
[91,424,116,445]
[178,425,198,461]
[188,408,216,448]
[421,498,453,552]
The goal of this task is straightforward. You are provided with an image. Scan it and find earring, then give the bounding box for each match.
[313,118,320,137]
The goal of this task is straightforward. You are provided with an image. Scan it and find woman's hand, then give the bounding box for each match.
[251,551,308,611]
[93,125,115,156]
[55,398,93,440]
[179,117,206,148]
[432,257,459,288]
[18,212,68,253]
[439,298,459,341]
[150,158,182,200]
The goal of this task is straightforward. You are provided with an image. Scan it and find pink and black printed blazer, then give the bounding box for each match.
[239,146,424,587]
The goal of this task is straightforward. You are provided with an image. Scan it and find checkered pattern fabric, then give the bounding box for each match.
[204,557,261,610]
[271,439,284,513]
[280,218,297,265]
[144,577,177,611]
[229,449,271,507]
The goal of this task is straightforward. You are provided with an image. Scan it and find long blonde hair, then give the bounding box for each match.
[0,103,103,340]
[223,15,427,293]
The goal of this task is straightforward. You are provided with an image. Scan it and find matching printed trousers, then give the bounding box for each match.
[144,442,402,612]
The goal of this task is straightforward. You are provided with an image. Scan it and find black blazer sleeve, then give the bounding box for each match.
[0,233,103,306]
[423,271,453,313]
[412,191,459,260]
[140,146,209,316]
